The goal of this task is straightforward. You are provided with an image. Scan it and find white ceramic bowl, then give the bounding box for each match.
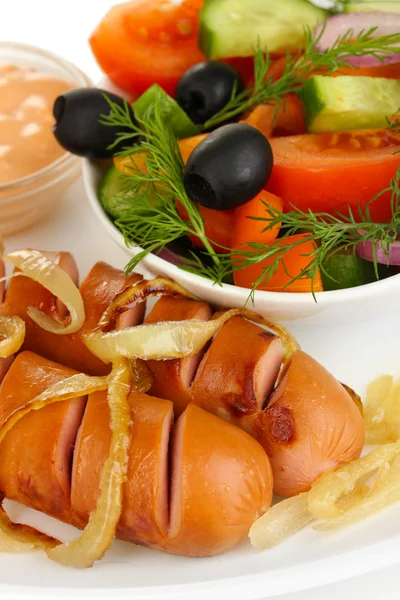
[83,158,400,390]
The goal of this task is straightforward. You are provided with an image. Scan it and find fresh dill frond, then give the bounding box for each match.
[100,96,140,149]
[101,88,228,283]
[204,27,400,130]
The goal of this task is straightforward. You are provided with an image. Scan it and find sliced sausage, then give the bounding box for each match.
[164,403,273,557]
[72,392,272,557]
[143,298,364,498]
[0,351,273,557]
[0,258,145,375]
[0,352,86,522]
[145,297,213,415]
[72,390,173,548]
[250,351,365,497]
[0,356,15,388]
[80,261,145,331]
[191,316,283,423]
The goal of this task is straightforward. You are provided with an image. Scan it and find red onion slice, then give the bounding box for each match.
[356,239,400,266]
[158,246,186,266]
[315,13,400,68]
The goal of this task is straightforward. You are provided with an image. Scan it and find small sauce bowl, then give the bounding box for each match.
[0,42,92,236]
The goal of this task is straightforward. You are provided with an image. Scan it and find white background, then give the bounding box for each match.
[1,1,400,598]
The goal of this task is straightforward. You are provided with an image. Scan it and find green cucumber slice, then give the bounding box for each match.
[302,75,400,133]
[321,250,377,291]
[344,2,400,14]
[98,165,134,220]
[134,84,199,138]
[199,0,327,59]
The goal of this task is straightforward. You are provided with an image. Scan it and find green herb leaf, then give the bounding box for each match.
[203,26,400,130]
[101,87,228,284]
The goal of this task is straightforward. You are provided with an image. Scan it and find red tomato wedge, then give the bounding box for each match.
[234,234,323,293]
[223,57,255,87]
[232,191,283,250]
[90,0,206,97]
[267,130,400,222]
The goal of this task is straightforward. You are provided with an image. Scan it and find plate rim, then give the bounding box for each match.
[2,530,400,599]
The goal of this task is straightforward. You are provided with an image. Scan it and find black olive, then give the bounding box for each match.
[175,62,244,126]
[183,123,273,211]
[53,88,137,159]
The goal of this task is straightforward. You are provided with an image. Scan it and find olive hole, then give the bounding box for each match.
[53,95,65,123]
[184,174,216,206]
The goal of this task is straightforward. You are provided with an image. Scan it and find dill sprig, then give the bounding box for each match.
[204,27,400,130]
[99,28,400,298]
[390,112,400,136]
[100,91,229,284]
[228,167,400,301]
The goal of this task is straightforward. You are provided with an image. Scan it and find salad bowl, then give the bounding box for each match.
[83,157,400,393]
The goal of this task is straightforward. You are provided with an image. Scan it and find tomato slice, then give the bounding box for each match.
[232,191,283,250]
[90,0,206,97]
[234,234,323,293]
[267,130,400,222]
[222,57,255,87]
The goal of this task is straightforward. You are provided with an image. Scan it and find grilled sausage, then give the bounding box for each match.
[146,297,365,497]
[0,352,85,522]
[0,255,145,375]
[145,296,213,415]
[0,351,273,557]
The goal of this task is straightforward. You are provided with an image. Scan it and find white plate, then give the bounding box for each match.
[3,175,400,600]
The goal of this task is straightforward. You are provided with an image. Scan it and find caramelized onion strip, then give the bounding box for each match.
[84,309,241,364]
[0,316,25,358]
[249,493,313,550]
[46,358,132,568]
[4,250,85,335]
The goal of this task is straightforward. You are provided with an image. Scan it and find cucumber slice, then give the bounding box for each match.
[98,165,134,220]
[321,250,377,291]
[344,2,400,14]
[302,75,400,133]
[199,0,328,59]
[134,84,199,138]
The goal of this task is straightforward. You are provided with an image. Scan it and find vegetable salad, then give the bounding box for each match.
[53,0,400,295]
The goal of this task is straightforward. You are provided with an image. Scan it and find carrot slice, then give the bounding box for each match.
[233,233,323,293]
[232,190,283,251]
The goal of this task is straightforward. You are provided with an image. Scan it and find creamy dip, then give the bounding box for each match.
[0,64,72,184]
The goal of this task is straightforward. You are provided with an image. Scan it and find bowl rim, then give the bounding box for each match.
[0,40,92,195]
[82,158,400,308]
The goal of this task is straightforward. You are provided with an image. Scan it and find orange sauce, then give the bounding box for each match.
[0,64,72,185]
